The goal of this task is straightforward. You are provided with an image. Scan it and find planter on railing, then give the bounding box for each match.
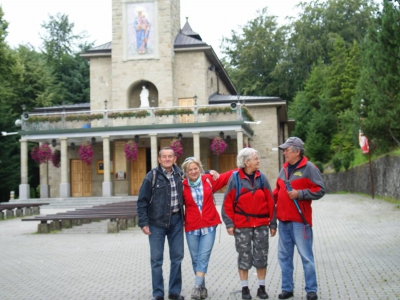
[65,114,103,122]
[155,108,194,117]
[26,115,62,123]
[108,110,149,119]
[198,107,233,115]
[241,107,254,122]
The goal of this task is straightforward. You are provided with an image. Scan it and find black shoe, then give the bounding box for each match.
[168,294,184,300]
[242,286,252,300]
[278,291,293,299]
[152,297,164,300]
[306,292,318,300]
[257,285,269,299]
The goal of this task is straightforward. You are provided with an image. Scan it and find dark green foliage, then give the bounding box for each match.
[314,161,324,173]
[342,152,354,171]
[332,154,342,173]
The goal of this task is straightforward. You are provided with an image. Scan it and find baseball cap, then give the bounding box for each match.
[279,137,304,150]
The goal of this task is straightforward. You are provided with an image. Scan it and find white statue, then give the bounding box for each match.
[140,86,149,108]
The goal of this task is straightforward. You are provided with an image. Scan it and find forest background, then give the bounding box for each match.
[0,0,399,202]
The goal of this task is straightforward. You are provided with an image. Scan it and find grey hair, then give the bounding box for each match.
[181,157,204,174]
[290,145,305,157]
[237,148,258,168]
[158,147,175,157]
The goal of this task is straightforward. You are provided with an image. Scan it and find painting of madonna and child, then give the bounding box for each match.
[126,2,156,58]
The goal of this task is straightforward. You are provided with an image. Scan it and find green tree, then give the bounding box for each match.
[221,7,288,97]
[355,0,400,151]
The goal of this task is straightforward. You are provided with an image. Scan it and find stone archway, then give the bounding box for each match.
[128,81,159,108]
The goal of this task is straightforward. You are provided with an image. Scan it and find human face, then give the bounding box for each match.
[158,149,176,171]
[244,153,260,173]
[283,147,301,165]
[186,162,201,182]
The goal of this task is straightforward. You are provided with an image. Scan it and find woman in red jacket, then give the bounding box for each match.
[181,157,233,300]
[221,148,277,300]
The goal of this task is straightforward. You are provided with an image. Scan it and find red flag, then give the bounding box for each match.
[359,131,369,154]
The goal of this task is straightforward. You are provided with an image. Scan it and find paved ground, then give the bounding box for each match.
[0,194,399,300]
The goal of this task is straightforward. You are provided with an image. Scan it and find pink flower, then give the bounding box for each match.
[124,141,139,161]
[170,140,184,158]
[78,142,94,165]
[210,136,227,156]
[51,149,61,168]
[31,144,52,164]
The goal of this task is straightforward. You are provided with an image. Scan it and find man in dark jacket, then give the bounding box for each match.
[137,147,185,300]
[273,137,325,300]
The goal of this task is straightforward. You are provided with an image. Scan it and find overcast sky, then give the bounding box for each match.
[1,0,306,58]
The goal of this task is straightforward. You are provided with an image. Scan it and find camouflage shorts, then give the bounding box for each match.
[234,226,269,270]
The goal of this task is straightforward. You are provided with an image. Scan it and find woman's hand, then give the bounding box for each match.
[209,170,220,180]
[270,228,277,237]
[227,227,234,235]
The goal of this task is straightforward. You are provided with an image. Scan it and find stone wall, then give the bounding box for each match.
[321,154,400,200]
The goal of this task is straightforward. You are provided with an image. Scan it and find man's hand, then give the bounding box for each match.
[227,227,234,236]
[142,226,151,235]
[270,228,277,237]
[209,170,220,180]
[288,189,299,200]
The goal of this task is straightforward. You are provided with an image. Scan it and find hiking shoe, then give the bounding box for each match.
[278,291,294,299]
[190,286,201,300]
[241,286,252,299]
[306,292,318,300]
[257,285,269,299]
[200,286,208,299]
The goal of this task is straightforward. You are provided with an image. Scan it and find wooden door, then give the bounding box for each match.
[130,148,147,195]
[218,153,237,193]
[71,159,92,197]
[178,98,194,123]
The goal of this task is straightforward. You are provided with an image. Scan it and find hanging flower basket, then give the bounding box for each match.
[170,140,184,158]
[210,136,227,156]
[30,144,52,164]
[124,140,139,161]
[51,149,61,168]
[78,142,94,165]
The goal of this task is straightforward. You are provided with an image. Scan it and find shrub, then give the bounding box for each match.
[314,161,324,173]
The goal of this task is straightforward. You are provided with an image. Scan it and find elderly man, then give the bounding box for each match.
[273,137,325,300]
[137,147,185,300]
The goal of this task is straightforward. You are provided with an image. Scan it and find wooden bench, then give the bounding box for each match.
[22,201,137,233]
[0,203,49,219]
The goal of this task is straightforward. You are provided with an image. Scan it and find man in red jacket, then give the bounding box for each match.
[273,137,325,300]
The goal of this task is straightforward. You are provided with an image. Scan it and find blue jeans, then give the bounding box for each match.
[149,214,184,298]
[278,221,317,293]
[186,229,216,274]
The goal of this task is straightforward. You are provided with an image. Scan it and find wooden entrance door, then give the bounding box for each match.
[130,148,147,195]
[219,153,237,193]
[178,98,194,123]
[70,159,93,197]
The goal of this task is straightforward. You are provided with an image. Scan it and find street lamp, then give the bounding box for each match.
[194,95,198,106]
[104,100,108,110]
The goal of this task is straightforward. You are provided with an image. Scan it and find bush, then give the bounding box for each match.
[342,152,354,171]
[332,155,342,173]
[314,161,324,173]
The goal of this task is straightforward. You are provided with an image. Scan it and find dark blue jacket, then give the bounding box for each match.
[137,164,184,228]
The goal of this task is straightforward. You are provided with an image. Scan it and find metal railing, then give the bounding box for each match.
[21,104,250,131]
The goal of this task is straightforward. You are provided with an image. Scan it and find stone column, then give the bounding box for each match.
[150,133,158,168]
[193,131,200,159]
[40,141,50,198]
[102,135,113,196]
[244,136,249,148]
[236,130,244,153]
[19,139,30,200]
[59,137,70,197]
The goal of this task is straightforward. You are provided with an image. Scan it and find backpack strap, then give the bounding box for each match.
[205,177,216,205]
[150,169,157,203]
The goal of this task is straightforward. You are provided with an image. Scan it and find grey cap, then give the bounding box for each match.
[279,137,304,150]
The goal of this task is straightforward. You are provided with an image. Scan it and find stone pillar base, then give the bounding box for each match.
[40,185,50,198]
[6,209,14,219]
[102,181,113,197]
[38,223,50,234]
[59,183,71,198]
[25,208,32,216]
[19,184,30,200]
[107,221,119,233]
[50,221,61,231]
[32,207,40,215]
[127,218,135,227]
[82,219,91,224]
[61,220,72,229]
[72,220,82,226]
[16,209,23,217]
[119,219,127,230]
